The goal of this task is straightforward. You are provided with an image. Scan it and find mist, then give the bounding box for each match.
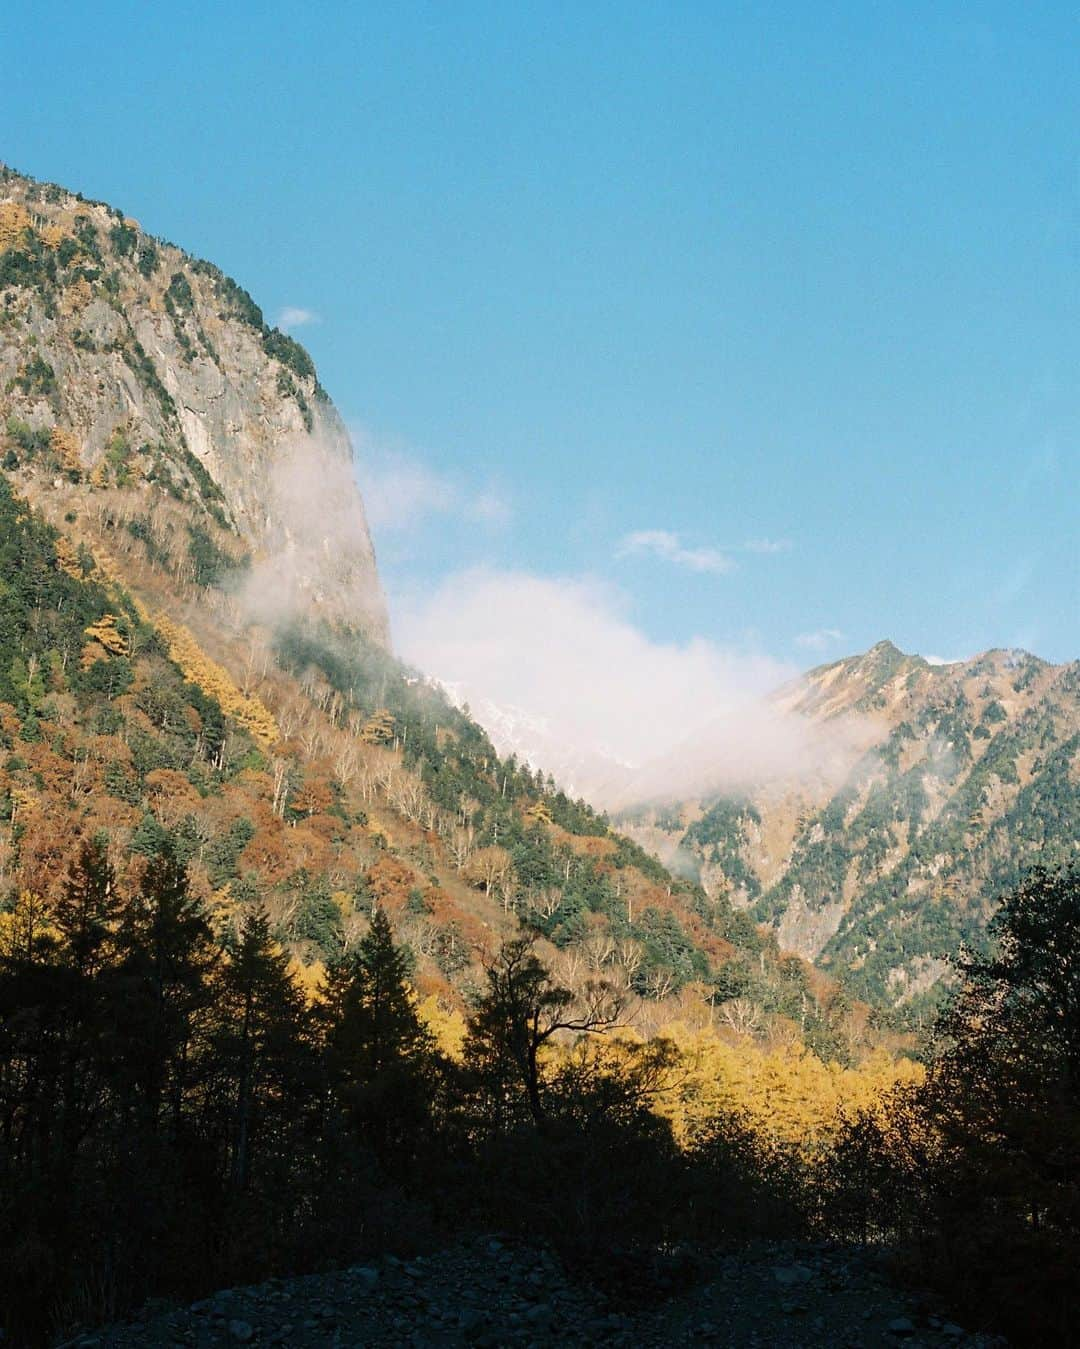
[237,422,389,642]
[234,433,866,811]
[394,567,866,809]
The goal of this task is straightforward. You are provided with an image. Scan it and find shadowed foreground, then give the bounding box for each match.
[73,1236,994,1349]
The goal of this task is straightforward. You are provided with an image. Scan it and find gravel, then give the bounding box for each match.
[65,1237,1009,1348]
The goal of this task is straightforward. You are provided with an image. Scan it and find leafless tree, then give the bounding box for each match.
[583,931,616,972]
[616,938,645,989]
[271,758,291,818]
[720,997,762,1036]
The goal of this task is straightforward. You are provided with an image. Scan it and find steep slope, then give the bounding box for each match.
[0,461,881,1060]
[620,640,1080,1014]
[0,167,882,1064]
[0,164,388,642]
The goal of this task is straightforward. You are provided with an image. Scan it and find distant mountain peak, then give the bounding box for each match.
[619,637,1079,1014]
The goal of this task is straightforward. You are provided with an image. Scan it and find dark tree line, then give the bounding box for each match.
[0,840,669,1345]
[2,848,1078,1346]
[816,864,1080,1345]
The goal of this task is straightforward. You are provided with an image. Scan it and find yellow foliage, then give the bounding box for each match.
[8,786,39,821]
[0,890,58,961]
[0,202,33,250]
[40,223,67,250]
[54,537,83,580]
[288,956,325,1005]
[418,994,468,1060]
[649,1024,923,1157]
[83,614,128,659]
[153,615,279,751]
[51,427,82,473]
[206,883,237,937]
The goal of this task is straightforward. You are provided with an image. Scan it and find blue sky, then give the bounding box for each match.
[2,2,1077,680]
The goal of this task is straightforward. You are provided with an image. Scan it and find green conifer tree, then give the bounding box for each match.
[320,908,435,1161]
[211,906,311,1191]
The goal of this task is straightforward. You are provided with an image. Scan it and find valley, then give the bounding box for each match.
[0,163,1074,1348]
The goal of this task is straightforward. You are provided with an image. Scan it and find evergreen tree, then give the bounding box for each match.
[904,866,1080,1341]
[320,908,436,1160]
[53,836,120,977]
[114,844,216,1138]
[210,906,312,1192]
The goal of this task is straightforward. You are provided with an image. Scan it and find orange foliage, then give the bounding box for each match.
[366,855,418,915]
[240,825,294,887]
[291,772,333,818]
[144,769,201,825]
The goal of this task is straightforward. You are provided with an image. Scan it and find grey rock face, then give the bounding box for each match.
[0,167,389,645]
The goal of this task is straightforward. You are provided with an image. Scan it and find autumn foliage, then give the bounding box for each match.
[0,469,1066,1346]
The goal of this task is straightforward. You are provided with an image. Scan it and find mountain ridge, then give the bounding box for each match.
[619,638,1079,1013]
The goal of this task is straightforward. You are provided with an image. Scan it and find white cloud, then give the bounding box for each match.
[395,567,857,806]
[617,529,734,575]
[616,529,793,574]
[352,438,511,537]
[742,537,793,555]
[275,306,319,331]
[923,653,965,666]
[357,452,457,533]
[795,628,845,652]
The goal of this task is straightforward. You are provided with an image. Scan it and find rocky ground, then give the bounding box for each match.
[64,1237,1006,1348]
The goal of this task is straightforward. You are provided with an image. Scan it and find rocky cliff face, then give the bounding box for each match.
[0,165,388,643]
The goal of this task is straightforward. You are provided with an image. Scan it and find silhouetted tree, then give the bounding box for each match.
[114,845,216,1139]
[54,835,119,977]
[913,866,1080,1339]
[466,937,622,1126]
[320,909,436,1162]
[210,906,312,1192]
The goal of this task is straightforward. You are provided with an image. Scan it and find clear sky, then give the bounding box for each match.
[3,2,1077,680]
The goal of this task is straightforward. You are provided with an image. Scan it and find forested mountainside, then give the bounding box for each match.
[0,167,906,1059]
[0,169,933,1345]
[0,468,877,1062]
[620,639,1080,1015]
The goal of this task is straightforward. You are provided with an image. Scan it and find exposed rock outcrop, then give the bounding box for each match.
[0,166,388,644]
